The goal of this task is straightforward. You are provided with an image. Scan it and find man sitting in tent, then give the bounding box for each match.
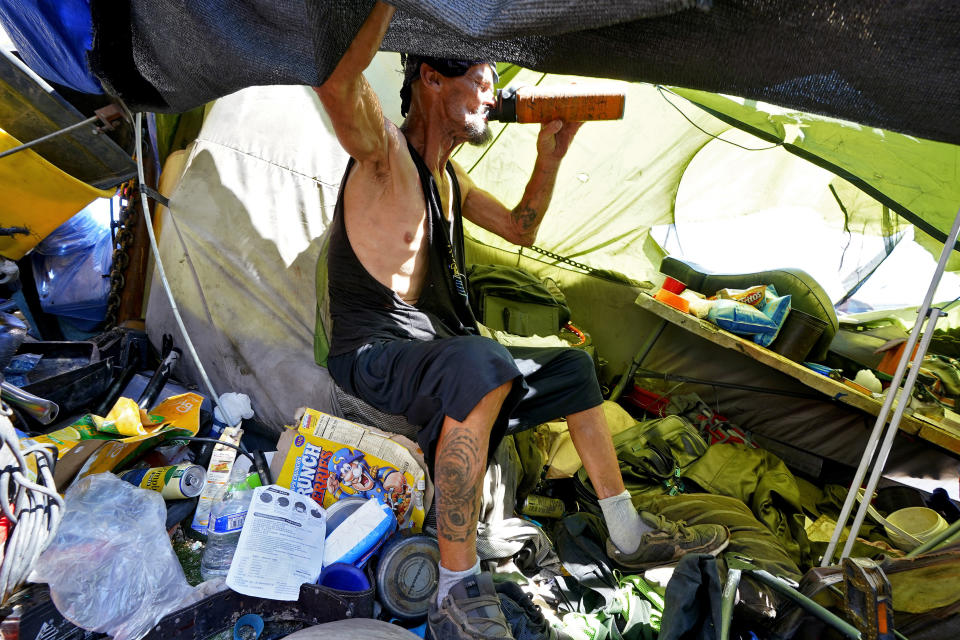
[314,3,729,638]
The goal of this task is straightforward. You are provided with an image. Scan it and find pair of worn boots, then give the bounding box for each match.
[428,511,730,639]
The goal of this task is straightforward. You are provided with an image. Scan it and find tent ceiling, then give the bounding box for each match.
[453,69,960,285]
[674,89,960,267]
[140,53,960,429]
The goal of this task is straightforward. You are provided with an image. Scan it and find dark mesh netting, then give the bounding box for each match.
[89,0,960,144]
[333,384,421,443]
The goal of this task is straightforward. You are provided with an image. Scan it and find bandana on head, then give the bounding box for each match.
[400,54,498,117]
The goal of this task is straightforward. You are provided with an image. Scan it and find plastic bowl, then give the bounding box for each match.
[884,506,948,551]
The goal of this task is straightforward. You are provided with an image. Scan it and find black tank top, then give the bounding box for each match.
[327,142,477,357]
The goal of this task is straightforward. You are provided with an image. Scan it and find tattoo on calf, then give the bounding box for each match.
[435,430,483,543]
[512,206,538,231]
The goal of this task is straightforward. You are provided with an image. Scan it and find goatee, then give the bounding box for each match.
[466,121,493,147]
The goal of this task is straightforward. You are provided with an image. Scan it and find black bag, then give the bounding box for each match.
[552,513,618,611]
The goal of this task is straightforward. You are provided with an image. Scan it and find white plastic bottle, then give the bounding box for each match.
[200,464,253,580]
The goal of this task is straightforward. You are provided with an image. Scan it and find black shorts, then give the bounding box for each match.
[327,335,603,469]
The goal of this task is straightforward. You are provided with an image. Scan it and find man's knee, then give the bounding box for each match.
[451,379,513,424]
[562,347,598,383]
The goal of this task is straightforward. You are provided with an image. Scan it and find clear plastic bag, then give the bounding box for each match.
[31,473,197,640]
[0,312,27,370]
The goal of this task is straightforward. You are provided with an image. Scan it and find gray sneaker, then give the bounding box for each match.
[427,572,515,639]
[606,511,730,570]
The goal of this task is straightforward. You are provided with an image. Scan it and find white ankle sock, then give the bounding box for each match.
[599,490,653,554]
[436,559,481,605]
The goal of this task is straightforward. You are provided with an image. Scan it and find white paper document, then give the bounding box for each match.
[226,484,326,600]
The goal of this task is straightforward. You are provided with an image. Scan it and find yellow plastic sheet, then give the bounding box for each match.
[0,128,114,260]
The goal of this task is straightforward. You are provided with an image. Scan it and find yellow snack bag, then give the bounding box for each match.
[96,398,147,436]
[69,393,203,486]
[712,285,767,308]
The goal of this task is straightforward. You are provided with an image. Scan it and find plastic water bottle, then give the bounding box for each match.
[200,464,253,580]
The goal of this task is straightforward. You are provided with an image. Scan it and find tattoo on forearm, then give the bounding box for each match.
[512,206,539,231]
[435,430,483,544]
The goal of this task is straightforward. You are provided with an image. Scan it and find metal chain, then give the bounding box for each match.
[525,245,597,274]
[104,182,137,328]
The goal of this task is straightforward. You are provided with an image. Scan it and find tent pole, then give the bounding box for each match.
[822,205,960,566]
[132,112,235,427]
[609,319,667,401]
[821,311,926,564]
[841,311,941,559]
[0,104,124,161]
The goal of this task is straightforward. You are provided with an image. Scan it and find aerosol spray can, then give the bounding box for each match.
[120,463,206,499]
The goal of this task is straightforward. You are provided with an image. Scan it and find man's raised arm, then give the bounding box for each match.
[457,120,583,247]
[313,2,396,166]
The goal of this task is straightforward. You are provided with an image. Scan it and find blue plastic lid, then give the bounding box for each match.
[232,613,264,640]
[318,562,370,592]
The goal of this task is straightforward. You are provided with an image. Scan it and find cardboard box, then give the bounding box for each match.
[271,409,432,531]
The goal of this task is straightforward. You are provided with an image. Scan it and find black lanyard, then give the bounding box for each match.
[440,163,478,331]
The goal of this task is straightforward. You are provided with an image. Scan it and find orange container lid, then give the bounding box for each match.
[654,288,690,313]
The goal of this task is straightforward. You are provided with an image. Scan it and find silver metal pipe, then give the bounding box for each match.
[719,568,742,640]
[821,310,924,564]
[0,114,99,160]
[0,48,55,93]
[842,310,941,559]
[823,205,960,566]
[0,382,58,424]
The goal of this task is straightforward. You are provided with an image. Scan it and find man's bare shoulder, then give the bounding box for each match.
[448,158,478,205]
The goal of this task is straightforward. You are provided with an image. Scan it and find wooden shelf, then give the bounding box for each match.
[634,292,960,456]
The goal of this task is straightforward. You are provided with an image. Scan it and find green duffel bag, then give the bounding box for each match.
[576,415,709,504]
[467,264,571,337]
